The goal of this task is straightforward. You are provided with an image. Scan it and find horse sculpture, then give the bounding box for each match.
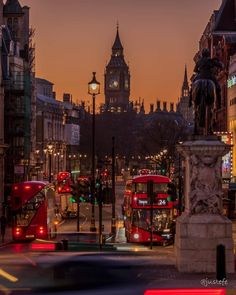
[189,48,222,136]
[191,79,217,136]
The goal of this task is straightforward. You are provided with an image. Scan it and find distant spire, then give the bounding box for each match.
[181,64,189,97]
[140,100,145,114]
[183,65,188,87]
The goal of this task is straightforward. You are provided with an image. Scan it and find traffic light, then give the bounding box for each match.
[69,196,76,203]
[95,178,103,205]
[167,182,177,202]
[95,178,101,189]
[161,169,166,175]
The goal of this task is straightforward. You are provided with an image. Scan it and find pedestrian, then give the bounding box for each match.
[0,214,7,243]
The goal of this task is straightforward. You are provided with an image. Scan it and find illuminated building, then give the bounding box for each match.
[227,53,236,179]
[36,78,80,180]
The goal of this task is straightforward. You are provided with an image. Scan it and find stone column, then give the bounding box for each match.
[175,137,235,273]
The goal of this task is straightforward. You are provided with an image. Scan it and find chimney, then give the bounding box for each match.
[63,93,71,103]
[150,104,154,113]
[156,100,161,111]
[170,102,174,112]
[163,101,167,111]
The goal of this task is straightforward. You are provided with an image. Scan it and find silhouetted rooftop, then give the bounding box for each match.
[4,0,24,15]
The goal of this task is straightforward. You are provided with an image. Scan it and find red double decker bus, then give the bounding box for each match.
[57,171,72,194]
[11,181,57,241]
[123,175,177,244]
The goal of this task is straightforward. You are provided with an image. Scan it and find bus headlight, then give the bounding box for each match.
[133,233,139,239]
[161,233,172,239]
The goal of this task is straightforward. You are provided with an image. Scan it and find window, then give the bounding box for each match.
[7,18,12,28]
[132,182,168,194]
[132,209,171,232]
[15,193,45,226]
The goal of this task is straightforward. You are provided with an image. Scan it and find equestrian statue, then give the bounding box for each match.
[189,48,223,136]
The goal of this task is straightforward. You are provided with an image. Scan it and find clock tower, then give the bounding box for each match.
[104,26,130,112]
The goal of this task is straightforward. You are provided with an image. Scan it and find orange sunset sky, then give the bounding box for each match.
[21,0,222,109]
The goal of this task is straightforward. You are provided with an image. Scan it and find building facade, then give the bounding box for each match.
[104,27,130,112]
[1,0,36,199]
[227,53,236,179]
[36,78,80,181]
[0,15,8,214]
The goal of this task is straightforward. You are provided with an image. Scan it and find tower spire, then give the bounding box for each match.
[183,64,188,87]
[181,64,189,97]
[112,24,123,52]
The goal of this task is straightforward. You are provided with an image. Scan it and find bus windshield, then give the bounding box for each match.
[132,208,171,232]
[15,192,45,226]
[132,182,169,194]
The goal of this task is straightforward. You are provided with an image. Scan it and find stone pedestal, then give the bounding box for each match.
[176,138,235,273]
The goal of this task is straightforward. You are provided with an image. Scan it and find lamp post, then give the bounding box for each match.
[88,72,100,232]
[47,144,53,183]
[111,136,116,237]
[57,152,60,173]
[68,154,72,172]
[60,154,64,171]
[35,150,40,180]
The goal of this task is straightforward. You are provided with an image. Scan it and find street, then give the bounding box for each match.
[57,181,125,239]
[0,242,235,294]
[0,181,236,294]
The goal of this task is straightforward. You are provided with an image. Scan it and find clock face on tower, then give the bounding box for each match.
[108,77,119,89]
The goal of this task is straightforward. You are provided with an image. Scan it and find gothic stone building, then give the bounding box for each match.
[104,27,130,113]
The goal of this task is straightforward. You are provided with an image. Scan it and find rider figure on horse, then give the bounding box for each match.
[190,48,223,108]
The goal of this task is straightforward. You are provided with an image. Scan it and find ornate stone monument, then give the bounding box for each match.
[175,138,234,273]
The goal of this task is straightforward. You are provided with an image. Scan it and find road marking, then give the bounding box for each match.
[0,283,11,295]
[22,255,37,267]
[0,269,18,283]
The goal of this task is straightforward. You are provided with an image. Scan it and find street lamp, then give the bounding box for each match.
[60,154,64,171]
[57,152,60,173]
[88,72,100,232]
[35,150,40,180]
[47,144,53,183]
